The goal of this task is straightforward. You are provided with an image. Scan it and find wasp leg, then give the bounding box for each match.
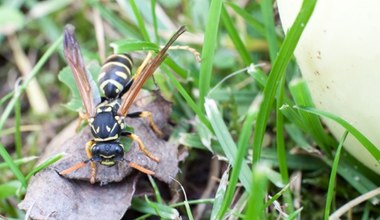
[125,160,155,175]
[122,131,160,162]
[58,140,95,181]
[134,52,153,80]
[58,161,88,176]
[76,111,89,131]
[126,111,164,138]
[85,140,97,184]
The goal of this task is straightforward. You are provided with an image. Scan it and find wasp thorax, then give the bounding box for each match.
[91,142,124,166]
[89,101,124,141]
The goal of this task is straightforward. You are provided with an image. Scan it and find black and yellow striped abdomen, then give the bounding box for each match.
[98,54,133,99]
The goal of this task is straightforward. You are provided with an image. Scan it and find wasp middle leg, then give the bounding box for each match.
[126,111,164,138]
[122,131,160,162]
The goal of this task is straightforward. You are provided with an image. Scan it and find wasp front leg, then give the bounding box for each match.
[122,131,160,162]
[85,140,97,184]
[58,140,96,183]
[75,111,90,131]
[126,111,164,138]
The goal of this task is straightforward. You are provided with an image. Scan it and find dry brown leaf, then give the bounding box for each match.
[19,91,179,219]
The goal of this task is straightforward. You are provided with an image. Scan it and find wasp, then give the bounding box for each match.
[59,24,186,183]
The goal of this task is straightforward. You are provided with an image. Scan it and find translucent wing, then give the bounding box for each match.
[63,24,101,117]
[118,26,186,116]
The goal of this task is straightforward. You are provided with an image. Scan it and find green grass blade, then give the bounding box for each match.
[217,103,258,218]
[170,178,194,220]
[111,40,159,53]
[14,97,22,158]
[260,0,279,62]
[198,0,223,108]
[276,78,287,181]
[132,197,179,219]
[275,77,294,212]
[111,41,189,79]
[324,131,348,220]
[130,0,150,41]
[289,79,332,154]
[91,1,138,38]
[0,144,26,187]
[280,104,308,133]
[211,167,229,219]
[261,147,324,170]
[0,156,38,169]
[263,181,290,209]
[25,153,64,181]
[0,91,13,106]
[336,159,378,198]
[148,175,163,204]
[245,163,269,219]
[178,132,223,154]
[225,2,266,37]
[205,98,252,192]
[252,0,317,163]
[150,0,159,43]
[163,58,188,79]
[0,181,21,200]
[171,199,214,208]
[288,208,303,219]
[221,5,252,65]
[295,106,380,161]
[163,65,212,131]
[285,124,317,153]
[0,35,62,132]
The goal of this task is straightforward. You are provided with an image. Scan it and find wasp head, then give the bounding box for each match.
[91,141,124,166]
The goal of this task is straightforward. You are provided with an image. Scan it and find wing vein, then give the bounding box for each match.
[118,26,186,116]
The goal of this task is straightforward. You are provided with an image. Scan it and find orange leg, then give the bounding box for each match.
[85,140,97,184]
[127,161,155,175]
[123,132,160,162]
[59,161,87,175]
[58,140,95,184]
[126,111,164,138]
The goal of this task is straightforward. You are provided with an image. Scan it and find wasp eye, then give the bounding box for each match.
[115,147,123,154]
[92,145,100,154]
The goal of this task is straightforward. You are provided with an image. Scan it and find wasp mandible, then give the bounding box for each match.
[59,24,186,184]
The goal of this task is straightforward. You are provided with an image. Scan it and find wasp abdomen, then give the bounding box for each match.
[98,54,133,99]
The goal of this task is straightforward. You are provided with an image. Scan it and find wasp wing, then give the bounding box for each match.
[63,24,101,117]
[118,26,186,116]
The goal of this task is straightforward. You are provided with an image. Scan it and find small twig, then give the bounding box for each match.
[0,124,42,137]
[93,8,106,63]
[170,176,194,220]
[329,187,380,220]
[0,35,62,132]
[194,157,220,220]
[166,45,202,62]
[7,34,49,114]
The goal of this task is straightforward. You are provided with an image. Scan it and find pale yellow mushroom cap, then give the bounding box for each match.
[278,0,380,174]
